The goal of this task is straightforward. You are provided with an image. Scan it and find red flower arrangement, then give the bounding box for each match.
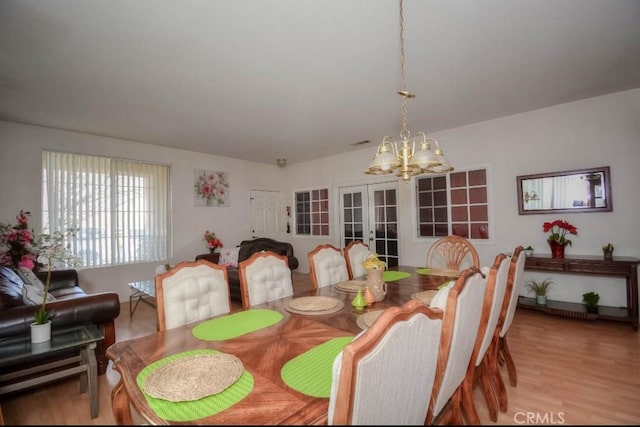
[203,230,224,251]
[543,220,578,246]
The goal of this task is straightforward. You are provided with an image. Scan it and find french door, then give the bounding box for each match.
[339,182,399,268]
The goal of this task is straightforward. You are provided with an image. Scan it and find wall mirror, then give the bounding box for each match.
[517,166,612,215]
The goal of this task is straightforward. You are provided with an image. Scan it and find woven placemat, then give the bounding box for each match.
[415,268,460,277]
[137,349,254,422]
[281,336,353,397]
[192,308,283,341]
[289,296,339,311]
[335,280,366,293]
[356,309,385,330]
[411,290,438,306]
[284,299,344,316]
[143,353,244,402]
[382,271,411,281]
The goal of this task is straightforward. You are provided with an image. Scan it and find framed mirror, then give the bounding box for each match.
[517,166,612,215]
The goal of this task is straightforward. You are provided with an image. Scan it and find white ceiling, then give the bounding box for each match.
[1,0,639,166]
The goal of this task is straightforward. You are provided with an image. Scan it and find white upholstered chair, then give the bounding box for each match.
[154,259,231,331]
[307,244,349,289]
[426,267,488,425]
[328,300,443,425]
[460,252,510,424]
[343,240,371,279]
[426,235,480,271]
[238,251,293,309]
[492,246,526,413]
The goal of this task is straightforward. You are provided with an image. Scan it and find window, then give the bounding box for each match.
[416,167,489,240]
[295,188,329,236]
[42,151,171,267]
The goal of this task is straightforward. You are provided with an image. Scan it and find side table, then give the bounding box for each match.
[0,323,103,419]
[129,279,156,317]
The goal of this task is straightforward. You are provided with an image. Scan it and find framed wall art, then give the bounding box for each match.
[194,169,229,207]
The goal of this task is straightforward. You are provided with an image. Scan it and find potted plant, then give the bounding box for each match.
[543,220,578,259]
[582,291,600,314]
[524,245,534,257]
[31,228,82,343]
[525,278,554,305]
[602,243,614,260]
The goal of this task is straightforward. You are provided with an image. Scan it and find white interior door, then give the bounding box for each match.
[339,182,398,268]
[250,190,282,239]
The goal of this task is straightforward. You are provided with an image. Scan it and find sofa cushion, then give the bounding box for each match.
[22,282,56,305]
[0,267,26,308]
[218,247,240,268]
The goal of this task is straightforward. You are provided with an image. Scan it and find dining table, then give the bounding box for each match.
[106,265,455,425]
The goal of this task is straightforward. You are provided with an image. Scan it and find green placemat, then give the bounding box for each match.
[137,349,254,422]
[192,308,283,341]
[416,268,430,275]
[382,271,411,281]
[281,336,353,398]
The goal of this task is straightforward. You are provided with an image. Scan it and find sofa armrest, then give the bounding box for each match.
[0,292,121,339]
[195,253,220,264]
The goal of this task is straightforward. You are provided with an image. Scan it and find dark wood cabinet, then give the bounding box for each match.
[520,254,639,331]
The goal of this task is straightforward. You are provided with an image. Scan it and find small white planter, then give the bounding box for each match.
[536,295,547,305]
[30,321,52,344]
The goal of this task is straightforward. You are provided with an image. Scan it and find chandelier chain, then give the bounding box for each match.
[399,0,409,137]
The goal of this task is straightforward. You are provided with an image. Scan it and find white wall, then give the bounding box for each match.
[0,122,287,301]
[1,89,638,307]
[286,89,640,307]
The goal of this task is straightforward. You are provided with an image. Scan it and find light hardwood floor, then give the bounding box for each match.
[2,273,640,425]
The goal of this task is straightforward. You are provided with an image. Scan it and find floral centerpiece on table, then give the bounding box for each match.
[0,210,39,269]
[203,230,224,252]
[363,252,386,270]
[543,220,578,246]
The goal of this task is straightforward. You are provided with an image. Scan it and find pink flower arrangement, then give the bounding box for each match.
[0,210,39,269]
[203,230,224,250]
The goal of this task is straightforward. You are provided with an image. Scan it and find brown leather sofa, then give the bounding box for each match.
[196,237,298,303]
[0,266,120,375]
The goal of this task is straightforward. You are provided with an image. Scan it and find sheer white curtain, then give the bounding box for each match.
[42,151,171,267]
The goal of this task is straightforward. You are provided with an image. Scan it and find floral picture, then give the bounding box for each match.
[194,169,229,207]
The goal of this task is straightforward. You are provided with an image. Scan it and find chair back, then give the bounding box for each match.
[474,253,510,366]
[328,300,443,425]
[500,246,526,337]
[428,267,487,421]
[307,244,349,289]
[426,235,480,271]
[238,251,293,309]
[155,259,231,331]
[343,240,371,279]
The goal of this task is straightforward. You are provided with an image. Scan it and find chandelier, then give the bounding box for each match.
[365,0,453,183]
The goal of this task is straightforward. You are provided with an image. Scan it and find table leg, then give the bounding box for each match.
[111,378,134,425]
[80,342,99,419]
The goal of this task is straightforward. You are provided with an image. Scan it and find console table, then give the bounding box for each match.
[519,254,639,331]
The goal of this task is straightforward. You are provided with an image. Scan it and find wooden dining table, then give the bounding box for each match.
[106,266,453,425]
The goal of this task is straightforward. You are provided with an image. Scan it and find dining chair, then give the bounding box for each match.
[154,259,231,331]
[460,252,510,424]
[307,244,349,289]
[426,235,480,271]
[328,300,443,425]
[343,240,371,279]
[425,266,488,425]
[491,246,526,413]
[238,251,293,309]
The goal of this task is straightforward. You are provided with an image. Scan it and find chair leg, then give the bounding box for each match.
[499,335,517,387]
[479,359,499,421]
[460,368,482,425]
